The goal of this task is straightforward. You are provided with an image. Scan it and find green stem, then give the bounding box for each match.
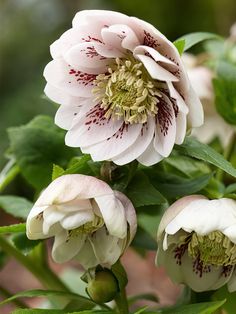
[0,285,28,308]
[0,236,68,292]
[216,132,236,182]
[0,159,20,192]
[115,288,129,314]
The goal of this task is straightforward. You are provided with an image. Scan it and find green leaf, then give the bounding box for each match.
[63,155,93,176]
[176,137,236,178]
[11,232,41,255]
[0,195,32,219]
[157,299,226,314]
[8,116,76,190]
[0,289,95,308]
[126,171,166,207]
[111,260,128,291]
[174,32,221,52]
[156,173,212,198]
[213,286,236,314]
[12,310,114,314]
[213,61,236,125]
[0,223,26,234]
[173,39,185,55]
[52,164,65,181]
[132,226,157,251]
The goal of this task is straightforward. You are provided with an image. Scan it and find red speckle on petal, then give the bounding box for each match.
[143,30,160,48]
[69,69,97,86]
[81,35,103,44]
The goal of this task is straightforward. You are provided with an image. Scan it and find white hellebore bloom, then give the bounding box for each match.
[26,174,137,269]
[44,10,203,166]
[156,195,236,292]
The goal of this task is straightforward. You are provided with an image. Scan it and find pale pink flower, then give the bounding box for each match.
[44,10,203,166]
[157,195,236,292]
[26,174,137,268]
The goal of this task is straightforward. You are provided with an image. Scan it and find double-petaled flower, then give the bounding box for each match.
[44,10,203,166]
[157,195,236,292]
[26,174,137,269]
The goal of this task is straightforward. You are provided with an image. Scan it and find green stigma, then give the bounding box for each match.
[92,57,161,124]
[188,231,236,266]
[68,215,104,239]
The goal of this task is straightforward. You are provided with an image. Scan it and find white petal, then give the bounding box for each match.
[136,54,179,82]
[34,174,114,207]
[154,95,176,157]
[43,206,65,234]
[166,82,189,114]
[94,194,127,239]
[83,123,142,161]
[57,198,93,213]
[89,228,123,267]
[112,118,155,165]
[55,104,80,130]
[227,268,236,292]
[44,59,95,97]
[185,86,204,128]
[75,239,99,269]
[52,230,86,263]
[175,110,187,145]
[137,140,163,166]
[26,206,48,240]
[65,105,124,147]
[60,209,94,230]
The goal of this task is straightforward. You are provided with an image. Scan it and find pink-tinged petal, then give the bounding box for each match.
[44,83,82,107]
[50,26,103,59]
[133,45,177,66]
[136,54,179,82]
[154,95,176,157]
[185,86,204,128]
[64,42,110,72]
[65,105,124,147]
[94,194,127,238]
[52,230,86,263]
[114,191,137,246]
[43,59,95,97]
[72,10,131,29]
[175,110,187,145]
[137,140,163,166]
[89,228,123,267]
[34,174,114,207]
[95,43,124,58]
[83,123,142,161]
[57,198,93,213]
[60,209,94,230]
[75,239,99,269]
[166,82,189,114]
[101,24,140,52]
[112,118,155,165]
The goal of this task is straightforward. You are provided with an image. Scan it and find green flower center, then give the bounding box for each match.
[93,57,161,124]
[68,215,104,239]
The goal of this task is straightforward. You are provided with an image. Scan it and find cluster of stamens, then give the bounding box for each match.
[93,58,161,124]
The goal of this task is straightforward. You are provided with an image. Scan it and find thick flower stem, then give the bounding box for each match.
[216,132,236,182]
[114,288,129,314]
[0,236,69,292]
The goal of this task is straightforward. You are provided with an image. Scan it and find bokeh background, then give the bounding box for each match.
[1,0,236,167]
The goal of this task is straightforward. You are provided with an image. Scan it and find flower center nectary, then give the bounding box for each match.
[68,215,104,239]
[188,231,236,266]
[93,57,161,124]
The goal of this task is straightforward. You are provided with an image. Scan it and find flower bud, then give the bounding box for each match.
[87,270,119,303]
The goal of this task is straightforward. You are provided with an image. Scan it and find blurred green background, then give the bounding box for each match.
[1,0,236,167]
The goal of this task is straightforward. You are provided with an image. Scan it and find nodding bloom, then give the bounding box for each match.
[44,10,203,166]
[156,195,236,292]
[26,174,137,269]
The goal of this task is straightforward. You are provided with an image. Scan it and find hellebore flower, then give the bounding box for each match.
[44,10,203,166]
[26,174,137,269]
[156,195,236,292]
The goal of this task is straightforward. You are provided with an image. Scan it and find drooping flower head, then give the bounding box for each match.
[26,174,137,269]
[156,195,236,292]
[44,10,203,166]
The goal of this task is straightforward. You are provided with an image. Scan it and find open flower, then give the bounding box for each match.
[44,10,203,166]
[156,195,236,292]
[26,174,137,269]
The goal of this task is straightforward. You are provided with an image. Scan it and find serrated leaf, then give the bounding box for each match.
[126,171,166,207]
[0,223,26,234]
[8,116,76,190]
[173,39,185,55]
[11,232,41,255]
[0,195,32,219]
[213,61,236,125]
[0,289,95,308]
[176,137,236,178]
[174,32,221,52]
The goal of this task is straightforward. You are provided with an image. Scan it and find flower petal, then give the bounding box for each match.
[75,239,99,269]
[137,140,163,166]
[52,230,86,263]
[112,118,155,165]
[60,209,94,230]
[185,85,204,128]
[26,206,48,240]
[94,194,127,239]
